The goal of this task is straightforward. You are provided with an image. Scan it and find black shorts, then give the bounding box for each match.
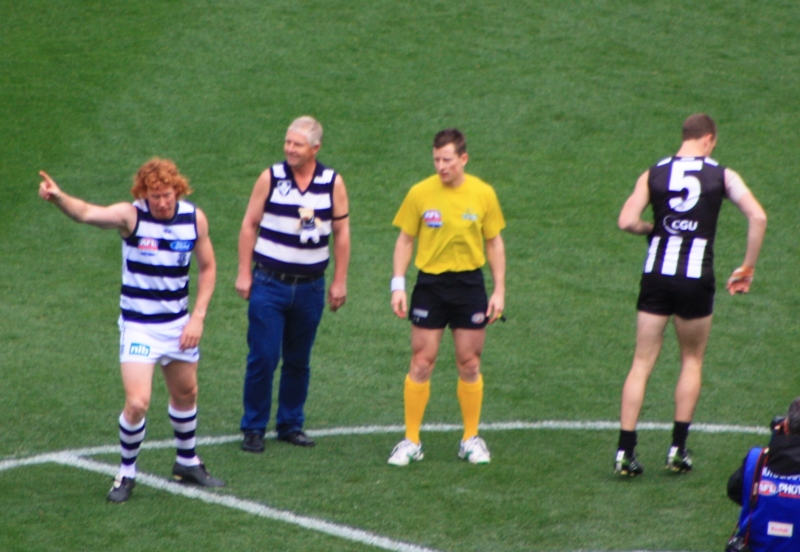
[409,270,489,329]
[636,273,715,319]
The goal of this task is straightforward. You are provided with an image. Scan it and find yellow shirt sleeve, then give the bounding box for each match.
[392,185,422,237]
[481,186,505,240]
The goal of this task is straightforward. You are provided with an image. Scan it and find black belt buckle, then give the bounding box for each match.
[255,263,321,284]
[276,271,307,284]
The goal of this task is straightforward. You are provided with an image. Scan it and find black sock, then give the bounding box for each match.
[672,421,691,452]
[618,430,637,454]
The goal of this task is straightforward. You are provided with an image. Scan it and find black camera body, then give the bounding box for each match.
[772,415,788,435]
[725,535,752,552]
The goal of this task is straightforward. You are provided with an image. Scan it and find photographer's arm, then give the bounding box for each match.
[727,460,745,506]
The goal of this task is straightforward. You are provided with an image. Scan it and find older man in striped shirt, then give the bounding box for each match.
[236,116,351,453]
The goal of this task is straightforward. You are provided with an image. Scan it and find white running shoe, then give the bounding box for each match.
[387,438,424,466]
[458,436,491,464]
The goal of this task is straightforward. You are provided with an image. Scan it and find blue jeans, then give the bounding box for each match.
[240,269,325,438]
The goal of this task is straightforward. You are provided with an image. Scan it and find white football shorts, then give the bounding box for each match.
[118,318,199,365]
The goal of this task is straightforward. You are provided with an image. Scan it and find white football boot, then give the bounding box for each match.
[458,436,491,464]
[387,438,424,466]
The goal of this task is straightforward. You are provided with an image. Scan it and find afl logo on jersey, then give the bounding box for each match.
[663,216,698,235]
[423,210,443,228]
[759,480,778,496]
[169,240,194,252]
[138,238,159,256]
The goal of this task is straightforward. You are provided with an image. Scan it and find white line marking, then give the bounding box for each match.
[0,420,767,552]
[48,453,439,552]
[0,420,770,471]
[0,453,64,472]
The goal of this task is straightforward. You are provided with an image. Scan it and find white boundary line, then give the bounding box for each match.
[52,453,439,552]
[0,420,770,465]
[1,420,764,552]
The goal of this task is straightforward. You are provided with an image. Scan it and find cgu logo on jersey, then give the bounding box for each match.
[759,480,778,496]
[169,240,194,252]
[422,210,443,228]
[138,238,159,256]
[663,216,698,235]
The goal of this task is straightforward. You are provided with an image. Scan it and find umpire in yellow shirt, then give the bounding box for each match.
[388,128,506,466]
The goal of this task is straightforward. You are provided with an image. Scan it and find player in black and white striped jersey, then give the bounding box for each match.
[39,159,225,502]
[614,114,767,476]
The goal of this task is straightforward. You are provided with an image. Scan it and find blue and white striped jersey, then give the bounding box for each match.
[119,199,197,326]
[253,161,336,275]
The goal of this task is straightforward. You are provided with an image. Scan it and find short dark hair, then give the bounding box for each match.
[433,128,467,155]
[682,114,717,141]
[787,397,800,435]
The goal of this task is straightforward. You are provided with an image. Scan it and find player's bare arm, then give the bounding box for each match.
[485,233,506,323]
[391,231,415,318]
[235,170,271,300]
[618,171,654,235]
[39,171,137,236]
[328,174,350,312]
[725,169,767,295]
[180,208,216,350]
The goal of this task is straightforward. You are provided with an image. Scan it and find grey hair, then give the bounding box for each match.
[287,116,323,147]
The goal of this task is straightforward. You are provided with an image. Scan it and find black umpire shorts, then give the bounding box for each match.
[409,269,489,329]
[636,273,715,319]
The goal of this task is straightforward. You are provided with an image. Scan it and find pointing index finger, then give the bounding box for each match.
[39,170,55,184]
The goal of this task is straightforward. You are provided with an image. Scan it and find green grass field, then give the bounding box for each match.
[2,1,800,550]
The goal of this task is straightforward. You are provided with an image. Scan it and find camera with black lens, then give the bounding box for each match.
[725,535,752,552]
[772,415,788,435]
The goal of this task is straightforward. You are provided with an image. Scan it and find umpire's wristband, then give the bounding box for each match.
[390,276,406,292]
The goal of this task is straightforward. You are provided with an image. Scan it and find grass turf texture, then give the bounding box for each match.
[1,0,799,550]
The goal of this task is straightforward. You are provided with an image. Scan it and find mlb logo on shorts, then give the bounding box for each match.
[422,210,443,228]
[129,343,150,356]
[767,521,793,537]
[138,238,159,256]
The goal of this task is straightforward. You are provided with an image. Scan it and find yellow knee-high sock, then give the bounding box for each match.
[458,375,484,442]
[404,375,430,445]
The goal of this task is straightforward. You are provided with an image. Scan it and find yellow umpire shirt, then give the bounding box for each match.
[393,173,506,274]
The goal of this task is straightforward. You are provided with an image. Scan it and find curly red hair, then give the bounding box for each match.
[130,158,192,199]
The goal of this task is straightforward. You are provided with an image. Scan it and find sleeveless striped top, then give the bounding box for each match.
[120,199,197,325]
[253,161,336,275]
[643,156,726,280]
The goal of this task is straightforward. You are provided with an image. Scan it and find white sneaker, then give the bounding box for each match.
[387,438,424,466]
[458,436,491,464]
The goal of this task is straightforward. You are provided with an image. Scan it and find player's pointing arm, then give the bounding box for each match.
[39,171,137,234]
